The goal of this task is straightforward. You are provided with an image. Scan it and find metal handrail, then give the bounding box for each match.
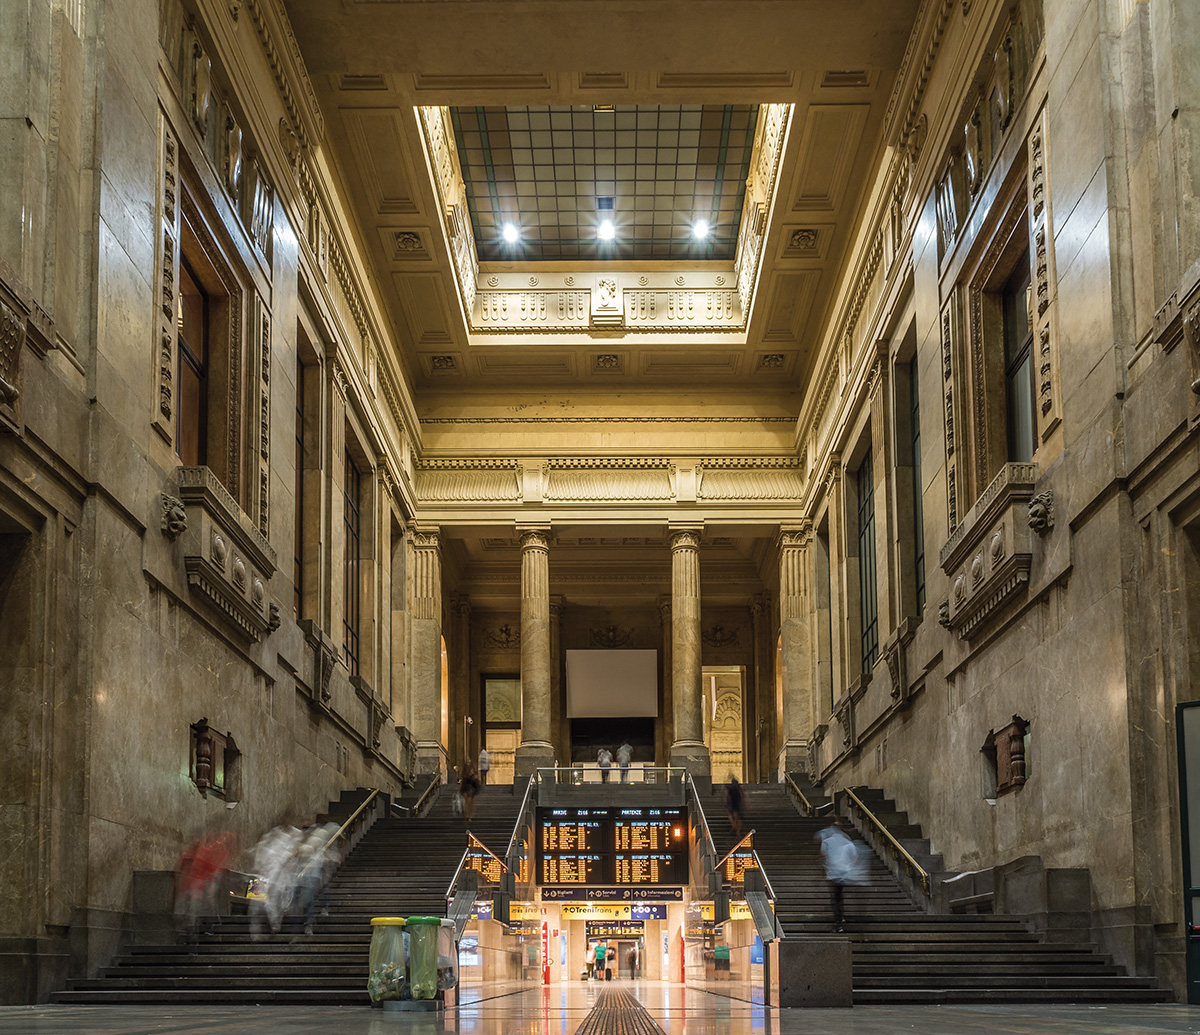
[687,776,717,859]
[715,829,756,871]
[445,846,472,901]
[298,788,381,881]
[537,764,685,783]
[506,774,537,859]
[750,850,778,903]
[469,832,509,871]
[784,774,814,816]
[841,786,931,896]
[411,774,442,817]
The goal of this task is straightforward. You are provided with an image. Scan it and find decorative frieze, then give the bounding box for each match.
[300,619,337,711]
[697,463,804,501]
[590,626,633,649]
[545,465,673,502]
[177,466,277,640]
[0,298,24,413]
[154,118,180,444]
[418,106,478,314]
[414,465,522,503]
[252,295,271,536]
[939,463,1039,638]
[1027,111,1061,437]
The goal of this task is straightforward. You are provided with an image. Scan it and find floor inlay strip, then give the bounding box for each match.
[574,988,668,1035]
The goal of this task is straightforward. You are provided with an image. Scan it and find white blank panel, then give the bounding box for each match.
[566,650,659,718]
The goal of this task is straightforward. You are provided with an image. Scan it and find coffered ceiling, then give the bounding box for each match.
[283,0,922,395]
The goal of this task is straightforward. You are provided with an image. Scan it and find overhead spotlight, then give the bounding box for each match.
[597,219,615,241]
[692,219,710,240]
[502,223,520,244]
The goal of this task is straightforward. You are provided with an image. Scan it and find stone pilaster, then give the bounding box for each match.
[515,527,555,778]
[777,522,812,778]
[668,527,709,775]
[409,523,444,776]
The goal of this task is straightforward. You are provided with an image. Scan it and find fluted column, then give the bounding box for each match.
[668,527,709,776]
[515,527,555,778]
[777,522,813,778]
[409,524,445,776]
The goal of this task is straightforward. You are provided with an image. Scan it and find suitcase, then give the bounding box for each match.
[605,967,613,981]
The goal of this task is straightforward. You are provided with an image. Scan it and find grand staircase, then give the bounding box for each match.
[699,782,1169,1004]
[53,784,522,1005]
[53,779,1169,1005]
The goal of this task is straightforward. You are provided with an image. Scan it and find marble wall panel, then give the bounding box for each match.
[1056,218,1117,420]
[1047,40,1107,234]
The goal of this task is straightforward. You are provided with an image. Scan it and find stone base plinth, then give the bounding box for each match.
[777,937,852,1007]
[669,742,711,778]
[514,742,556,782]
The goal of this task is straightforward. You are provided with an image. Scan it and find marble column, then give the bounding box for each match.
[515,527,555,778]
[777,523,813,778]
[409,524,445,776]
[668,527,710,776]
[657,597,672,766]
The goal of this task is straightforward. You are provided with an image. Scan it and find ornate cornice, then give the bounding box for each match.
[238,0,324,149]
[419,416,793,425]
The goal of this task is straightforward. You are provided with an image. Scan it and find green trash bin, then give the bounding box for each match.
[406,916,441,1000]
[367,917,407,1002]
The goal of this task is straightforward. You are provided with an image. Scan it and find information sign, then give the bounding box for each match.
[537,807,687,887]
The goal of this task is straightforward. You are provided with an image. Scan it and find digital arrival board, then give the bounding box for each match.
[537,807,688,887]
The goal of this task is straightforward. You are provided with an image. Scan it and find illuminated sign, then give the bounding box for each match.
[537,807,688,887]
[586,921,644,937]
[631,903,667,920]
[560,902,632,920]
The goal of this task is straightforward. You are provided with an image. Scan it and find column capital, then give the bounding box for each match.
[777,520,812,551]
[410,523,440,549]
[668,524,703,552]
[549,594,565,619]
[450,596,472,618]
[657,595,672,621]
[517,524,551,551]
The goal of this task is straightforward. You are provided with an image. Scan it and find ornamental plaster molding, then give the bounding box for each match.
[239,0,324,150]
[420,416,793,425]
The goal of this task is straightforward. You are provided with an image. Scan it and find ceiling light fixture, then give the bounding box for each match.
[597,219,615,241]
[692,219,710,240]
[502,223,520,243]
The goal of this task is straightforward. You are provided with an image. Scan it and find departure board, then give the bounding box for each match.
[723,846,757,884]
[466,848,505,885]
[537,807,687,887]
[613,852,684,885]
[540,853,604,884]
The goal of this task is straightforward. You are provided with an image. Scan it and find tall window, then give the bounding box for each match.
[343,451,362,676]
[293,360,305,617]
[857,449,879,672]
[910,359,926,613]
[1002,256,1036,462]
[176,261,208,466]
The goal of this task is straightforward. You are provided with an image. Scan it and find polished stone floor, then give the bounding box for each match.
[3,983,1200,1035]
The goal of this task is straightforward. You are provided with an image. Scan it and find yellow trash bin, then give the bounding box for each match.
[367,917,407,1002]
